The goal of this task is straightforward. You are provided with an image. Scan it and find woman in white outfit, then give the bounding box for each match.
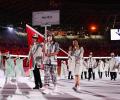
[98,59,104,79]
[81,59,88,80]
[104,59,109,77]
[0,51,5,87]
[15,57,25,79]
[5,52,15,83]
[68,46,75,79]
[0,51,4,76]
[72,40,84,91]
[60,60,68,79]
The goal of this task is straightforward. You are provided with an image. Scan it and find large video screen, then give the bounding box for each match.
[110,29,120,40]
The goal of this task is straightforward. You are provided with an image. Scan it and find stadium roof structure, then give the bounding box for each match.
[0,0,120,27]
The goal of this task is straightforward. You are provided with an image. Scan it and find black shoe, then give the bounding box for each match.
[39,85,42,88]
[33,86,39,89]
[72,87,77,91]
[71,76,74,80]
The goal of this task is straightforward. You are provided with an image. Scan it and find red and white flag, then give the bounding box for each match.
[26,24,44,48]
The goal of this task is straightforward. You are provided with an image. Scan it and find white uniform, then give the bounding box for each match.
[87,57,96,80]
[109,58,117,72]
[82,60,88,72]
[109,57,118,80]
[15,58,24,77]
[87,57,96,69]
[29,43,43,69]
[0,53,4,77]
[5,58,15,77]
[60,61,68,79]
[0,53,5,87]
[104,61,109,72]
[98,60,104,72]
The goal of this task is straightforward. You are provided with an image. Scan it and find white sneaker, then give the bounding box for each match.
[40,86,46,90]
[42,88,50,94]
[76,86,81,92]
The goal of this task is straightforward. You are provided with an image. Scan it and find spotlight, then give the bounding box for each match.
[7,27,14,32]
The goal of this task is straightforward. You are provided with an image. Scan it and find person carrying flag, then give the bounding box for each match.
[28,34,43,89]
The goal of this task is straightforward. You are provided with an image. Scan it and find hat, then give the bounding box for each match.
[32,34,38,39]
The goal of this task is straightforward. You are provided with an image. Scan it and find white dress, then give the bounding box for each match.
[68,50,75,72]
[98,60,104,72]
[104,61,109,72]
[5,58,15,77]
[15,58,24,77]
[74,47,84,75]
[60,61,68,78]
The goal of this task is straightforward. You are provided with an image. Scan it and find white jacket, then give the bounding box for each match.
[109,57,117,72]
[104,61,109,71]
[98,60,104,72]
[87,57,96,68]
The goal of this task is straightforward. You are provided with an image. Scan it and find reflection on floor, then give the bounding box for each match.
[0,75,120,100]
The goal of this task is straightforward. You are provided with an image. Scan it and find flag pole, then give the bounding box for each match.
[42,24,51,40]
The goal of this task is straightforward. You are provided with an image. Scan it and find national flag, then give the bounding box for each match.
[26,24,44,48]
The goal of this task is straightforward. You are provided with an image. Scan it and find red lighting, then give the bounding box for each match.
[91,26,96,30]
[89,24,98,32]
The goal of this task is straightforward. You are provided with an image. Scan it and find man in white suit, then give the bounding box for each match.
[28,34,43,89]
[109,52,118,80]
[87,52,96,80]
[98,59,104,79]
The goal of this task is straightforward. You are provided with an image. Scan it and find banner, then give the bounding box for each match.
[111,29,120,40]
[32,10,60,26]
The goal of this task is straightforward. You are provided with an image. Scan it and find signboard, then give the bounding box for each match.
[110,29,120,40]
[32,10,60,26]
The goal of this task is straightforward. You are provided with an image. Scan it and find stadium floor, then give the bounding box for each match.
[0,75,120,100]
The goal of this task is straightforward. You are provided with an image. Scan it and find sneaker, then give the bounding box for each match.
[39,85,43,88]
[42,88,50,94]
[40,86,45,90]
[76,86,81,91]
